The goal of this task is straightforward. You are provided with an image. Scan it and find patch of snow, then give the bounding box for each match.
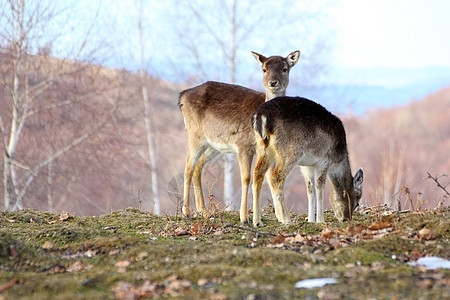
[294,278,338,289]
[408,257,450,270]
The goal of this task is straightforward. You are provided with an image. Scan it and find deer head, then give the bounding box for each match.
[251,50,300,101]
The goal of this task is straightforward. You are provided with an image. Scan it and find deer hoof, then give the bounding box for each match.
[240,214,248,225]
[240,220,249,226]
[253,220,264,227]
[182,206,191,217]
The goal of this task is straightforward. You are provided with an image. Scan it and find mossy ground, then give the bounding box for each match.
[0,207,448,299]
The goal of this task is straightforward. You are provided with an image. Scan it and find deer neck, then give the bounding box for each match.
[265,90,286,102]
[328,158,353,200]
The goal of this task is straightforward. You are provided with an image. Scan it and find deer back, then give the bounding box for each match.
[179,81,266,150]
[252,96,348,163]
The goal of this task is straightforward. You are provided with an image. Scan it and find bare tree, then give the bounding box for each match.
[0,0,119,211]
[135,0,160,214]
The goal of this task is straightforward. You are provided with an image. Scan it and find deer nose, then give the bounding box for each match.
[269,80,278,87]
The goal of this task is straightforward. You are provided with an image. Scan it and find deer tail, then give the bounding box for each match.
[252,113,271,147]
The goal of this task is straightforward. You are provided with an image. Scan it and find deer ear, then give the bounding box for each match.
[251,51,266,66]
[286,50,300,67]
[353,168,364,189]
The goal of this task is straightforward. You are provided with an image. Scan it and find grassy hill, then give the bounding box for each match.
[0,207,448,299]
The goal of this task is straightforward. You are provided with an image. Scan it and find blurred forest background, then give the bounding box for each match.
[1,0,449,215]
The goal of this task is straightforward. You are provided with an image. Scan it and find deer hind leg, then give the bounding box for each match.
[182,154,195,217]
[268,162,293,225]
[315,169,328,223]
[191,147,219,217]
[182,141,216,217]
[252,151,269,227]
[300,166,317,222]
[237,150,253,224]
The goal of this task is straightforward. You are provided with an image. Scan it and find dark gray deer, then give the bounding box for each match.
[252,96,364,226]
[179,50,300,223]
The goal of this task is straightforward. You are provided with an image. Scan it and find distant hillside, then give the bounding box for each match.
[344,87,450,210]
[285,66,450,115]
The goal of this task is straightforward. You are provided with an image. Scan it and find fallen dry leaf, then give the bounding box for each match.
[59,212,71,221]
[109,249,120,256]
[197,278,209,287]
[175,226,189,236]
[115,260,131,268]
[0,279,19,293]
[294,233,306,243]
[348,224,366,236]
[9,245,19,258]
[67,261,92,272]
[209,292,228,300]
[190,222,203,235]
[48,264,66,274]
[112,281,136,300]
[368,221,392,230]
[410,249,423,260]
[42,241,54,250]
[165,278,191,296]
[270,233,286,245]
[213,229,224,236]
[135,251,148,261]
[418,228,436,240]
[321,227,335,240]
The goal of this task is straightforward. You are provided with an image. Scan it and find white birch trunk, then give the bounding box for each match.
[137,4,160,215]
[223,154,236,210]
[223,0,238,210]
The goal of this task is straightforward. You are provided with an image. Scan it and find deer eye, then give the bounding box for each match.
[262,68,267,73]
[282,67,288,73]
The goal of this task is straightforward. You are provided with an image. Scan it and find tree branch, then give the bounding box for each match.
[427,172,450,197]
[16,107,116,202]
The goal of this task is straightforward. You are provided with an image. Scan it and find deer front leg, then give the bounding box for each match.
[315,171,327,223]
[301,166,316,223]
[252,155,268,227]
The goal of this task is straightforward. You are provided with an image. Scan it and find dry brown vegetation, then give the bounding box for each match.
[345,88,450,210]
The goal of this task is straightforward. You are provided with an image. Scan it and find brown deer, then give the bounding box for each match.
[251,96,364,226]
[179,50,300,223]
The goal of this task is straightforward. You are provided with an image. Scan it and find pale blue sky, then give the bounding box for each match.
[329,0,450,69]
[43,1,450,71]
[63,1,450,81]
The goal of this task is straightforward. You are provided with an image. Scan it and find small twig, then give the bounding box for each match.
[402,187,415,211]
[427,172,450,196]
[0,278,19,293]
[224,223,295,238]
